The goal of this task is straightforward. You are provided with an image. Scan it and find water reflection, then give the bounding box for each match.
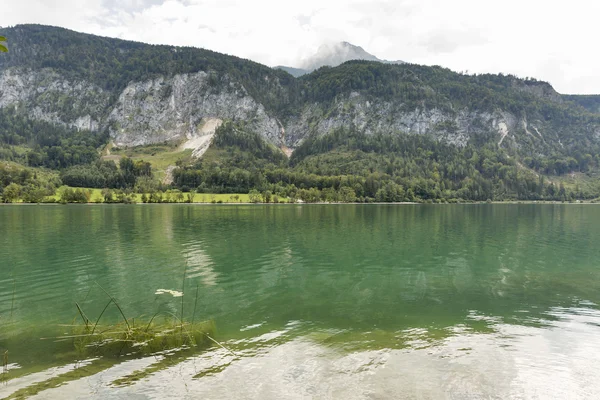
[1,204,600,398]
[183,241,218,287]
[13,306,600,399]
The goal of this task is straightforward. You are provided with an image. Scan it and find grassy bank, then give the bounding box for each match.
[41,188,262,203]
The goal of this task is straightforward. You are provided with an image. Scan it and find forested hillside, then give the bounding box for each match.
[563,95,600,114]
[1,24,600,203]
[170,123,596,202]
[0,24,296,113]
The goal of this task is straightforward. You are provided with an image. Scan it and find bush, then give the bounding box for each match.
[21,185,47,203]
[2,183,22,203]
[248,189,262,203]
[58,187,91,203]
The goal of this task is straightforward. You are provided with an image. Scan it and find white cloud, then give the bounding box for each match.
[3,0,600,94]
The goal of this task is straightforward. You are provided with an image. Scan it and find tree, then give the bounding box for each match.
[22,185,46,203]
[2,183,21,203]
[262,190,272,203]
[248,189,262,203]
[0,36,7,53]
[58,187,90,203]
[186,190,195,203]
[339,186,357,202]
[119,157,136,187]
[102,188,114,203]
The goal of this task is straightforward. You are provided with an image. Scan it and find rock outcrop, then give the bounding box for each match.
[107,72,281,147]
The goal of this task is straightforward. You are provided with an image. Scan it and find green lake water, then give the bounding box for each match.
[1,204,600,399]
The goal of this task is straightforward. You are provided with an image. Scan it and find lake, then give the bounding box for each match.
[1,204,600,399]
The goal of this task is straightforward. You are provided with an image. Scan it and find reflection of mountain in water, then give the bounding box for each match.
[183,241,218,287]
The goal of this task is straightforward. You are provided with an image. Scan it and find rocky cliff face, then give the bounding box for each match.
[0,67,283,149]
[0,68,108,131]
[285,95,491,148]
[2,24,599,160]
[0,66,574,154]
[283,93,558,153]
[107,71,282,147]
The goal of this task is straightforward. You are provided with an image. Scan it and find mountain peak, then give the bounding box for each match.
[277,41,403,77]
[302,41,387,71]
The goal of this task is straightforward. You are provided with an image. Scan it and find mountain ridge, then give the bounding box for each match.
[2,24,600,202]
[2,24,599,155]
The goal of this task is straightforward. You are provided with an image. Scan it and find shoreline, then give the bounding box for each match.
[0,201,596,206]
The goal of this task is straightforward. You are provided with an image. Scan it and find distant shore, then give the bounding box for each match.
[1,200,596,206]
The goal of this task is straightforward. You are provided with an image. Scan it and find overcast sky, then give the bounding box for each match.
[3,0,599,94]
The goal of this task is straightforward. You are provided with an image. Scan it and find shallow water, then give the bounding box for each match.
[1,204,600,399]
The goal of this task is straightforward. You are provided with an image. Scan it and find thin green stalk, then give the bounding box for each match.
[163,311,195,344]
[91,299,114,335]
[71,286,94,325]
[95,282,130,331]
[3,350,8,375]
[75,302,90,327]
[191,284,199,326]
[165,312,234,356]
[204,334,237,357]
[82,286,92,303]
[144,311,161,332]
[180,264,187,334]
[144,295,164,332]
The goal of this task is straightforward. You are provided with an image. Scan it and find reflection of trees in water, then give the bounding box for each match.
[3,204,600,340]
[4,205,600,397]
[179,205,600,331]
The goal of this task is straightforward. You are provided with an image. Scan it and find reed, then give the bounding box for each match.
[95,282,130,330]
[191,283,200,326]
[75,302,90,327]
[180,263,187,335]
[71,319,216,358]
[1,350,8,384]
[63,276,220,359]
[62,267,235,360]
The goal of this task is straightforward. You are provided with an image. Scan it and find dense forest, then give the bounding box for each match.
[171,123,591,203]
[4,119,593,204]
[1,24,600,203]
[0,107,105,168]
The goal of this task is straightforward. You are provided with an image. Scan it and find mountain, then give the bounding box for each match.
[2,24,600,202]
[276,41,403,76]
[300,41,404,70]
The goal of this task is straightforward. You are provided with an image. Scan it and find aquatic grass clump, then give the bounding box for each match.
[72,319,216,358]
[69,282,217,358]
[3,276,233,396]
